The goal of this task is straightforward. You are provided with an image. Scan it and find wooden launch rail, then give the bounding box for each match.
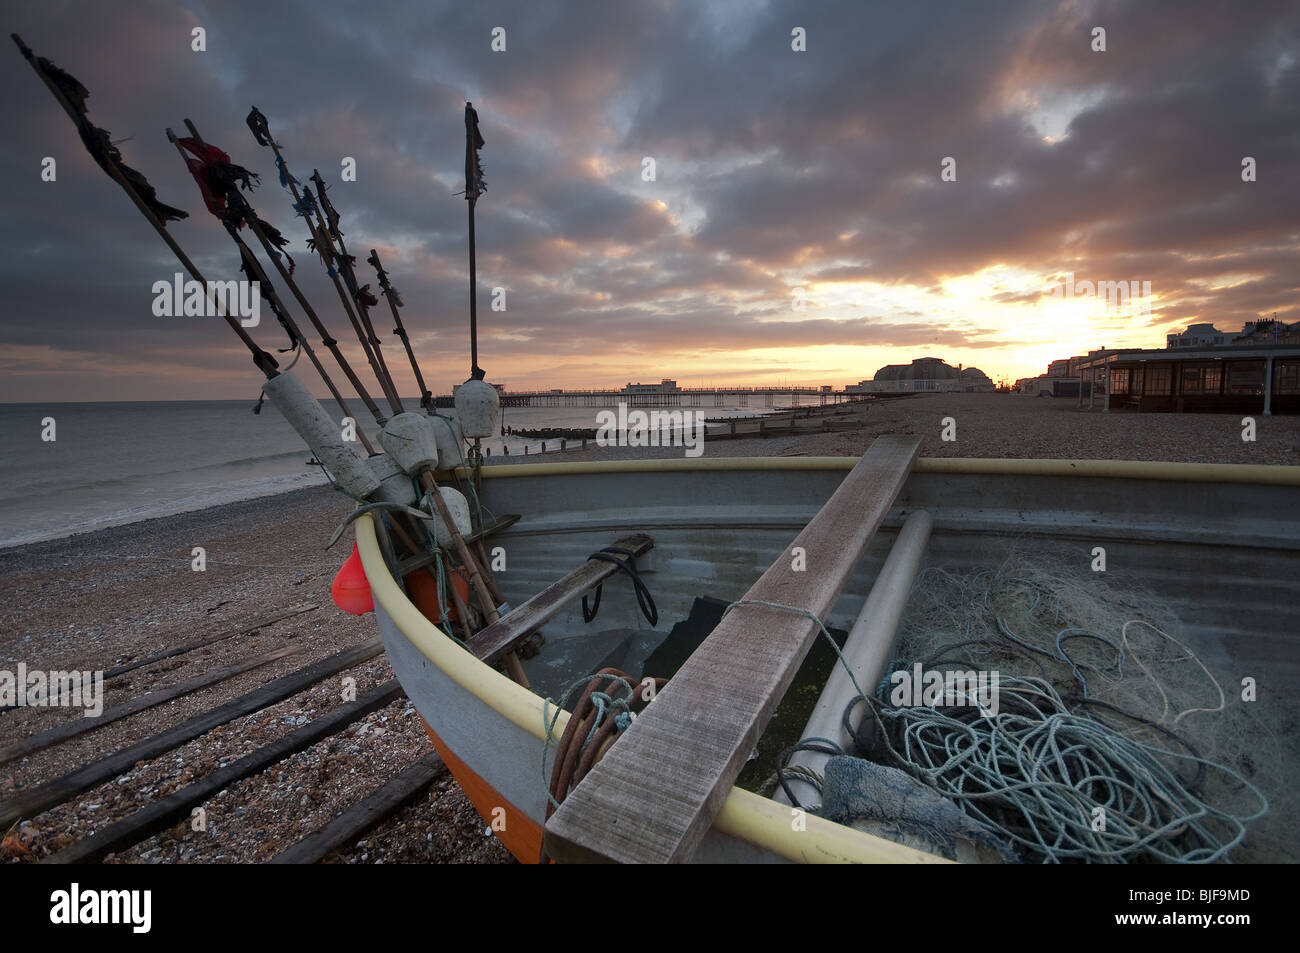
[0,644,301,766]
[0,603,317,714]
[0,639,383,830]
[268,752,446,864]
[542,435,922,864]
[44,680,405,864]
[464,534,654,665]
[94,603,317,681]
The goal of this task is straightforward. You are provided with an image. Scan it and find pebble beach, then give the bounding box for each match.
[2,392,1297,864]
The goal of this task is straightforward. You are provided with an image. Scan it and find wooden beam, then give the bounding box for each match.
[0,639,383,829]
[0,645,301,766]
[43,681,404,864]
[464,513,521,544]
[0,603,316,713]
[543,435,921,864]
[464,534,654,665]
[98,603,318,681]
[268,752,445,864]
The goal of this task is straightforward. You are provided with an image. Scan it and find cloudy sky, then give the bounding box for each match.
[2,0,1298,401]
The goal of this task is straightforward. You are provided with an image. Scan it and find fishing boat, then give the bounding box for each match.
[15,34,1296,865]
[356,453,1300,864]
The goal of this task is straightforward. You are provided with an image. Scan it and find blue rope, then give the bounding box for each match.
[723,589,1267,863]
[862,570,1269,863]
[859,677,1267,863]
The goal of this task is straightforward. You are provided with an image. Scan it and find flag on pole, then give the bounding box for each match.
[464,101,486,201]
[309,170,344,243]
[175,136,294,267]
[13,38,188,224]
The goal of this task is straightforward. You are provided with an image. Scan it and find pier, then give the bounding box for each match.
[434,387,866,409]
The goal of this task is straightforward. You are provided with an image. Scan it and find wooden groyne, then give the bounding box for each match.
[497,408,867,457]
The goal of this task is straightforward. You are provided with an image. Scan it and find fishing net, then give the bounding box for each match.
[831,546,1282,863]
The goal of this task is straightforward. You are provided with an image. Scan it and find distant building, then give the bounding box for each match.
[959,367,995,391]
[622,379,678,394]
[1235,319,1300,346]
[846,358,994,393]
[1015,351,1111,396]
[1082,343,1300,415]
[1167,323,1228,348]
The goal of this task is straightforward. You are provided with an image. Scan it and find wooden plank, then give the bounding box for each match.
[0,602,317,714]
[394,515,521,575]
[0,645,302,766]
[268,752,445,864]
[97,603,318,680]
[543,435,921,864]
[43,681,405,864]
[464,534,654,665]
[0,638,383,829]
[465,513,521,543]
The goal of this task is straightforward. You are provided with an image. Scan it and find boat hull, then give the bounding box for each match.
[358,457,1300,863]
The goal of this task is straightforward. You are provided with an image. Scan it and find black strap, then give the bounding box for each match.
[581,547,658,627]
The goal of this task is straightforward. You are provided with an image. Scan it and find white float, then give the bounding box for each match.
[261,370,380,499]
[454,377,501,438]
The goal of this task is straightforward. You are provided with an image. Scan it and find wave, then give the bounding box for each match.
[0,468,328,549]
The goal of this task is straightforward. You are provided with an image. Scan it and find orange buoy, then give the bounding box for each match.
[405,564,471,623]
[331,541,374,615]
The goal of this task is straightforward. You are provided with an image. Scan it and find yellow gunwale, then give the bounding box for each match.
[356,455,1299,863]
[442,455,1300,486]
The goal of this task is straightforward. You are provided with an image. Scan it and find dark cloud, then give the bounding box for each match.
[2,0,1299,399]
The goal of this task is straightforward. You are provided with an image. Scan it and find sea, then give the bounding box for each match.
[0,396,819,548]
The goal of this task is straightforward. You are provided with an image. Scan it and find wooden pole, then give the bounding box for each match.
[417,470,528,685]
[192,130,386,423]
[246,210,387,428]
[299,182,405,415]
[369,248,433,410]
[167,125,378,455]
[244,113,403,415]
[11,35,277,376]
[309,170,405,411]
[468,195,478,375]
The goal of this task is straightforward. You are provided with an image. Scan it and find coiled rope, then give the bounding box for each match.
[539,667,666,863]
[725,589,1266,864]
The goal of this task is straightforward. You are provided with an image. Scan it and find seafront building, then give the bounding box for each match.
[845,358,995,394]
[1022,321,1300,415]
[1167,323,1228,348]
[622,380,679,394]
